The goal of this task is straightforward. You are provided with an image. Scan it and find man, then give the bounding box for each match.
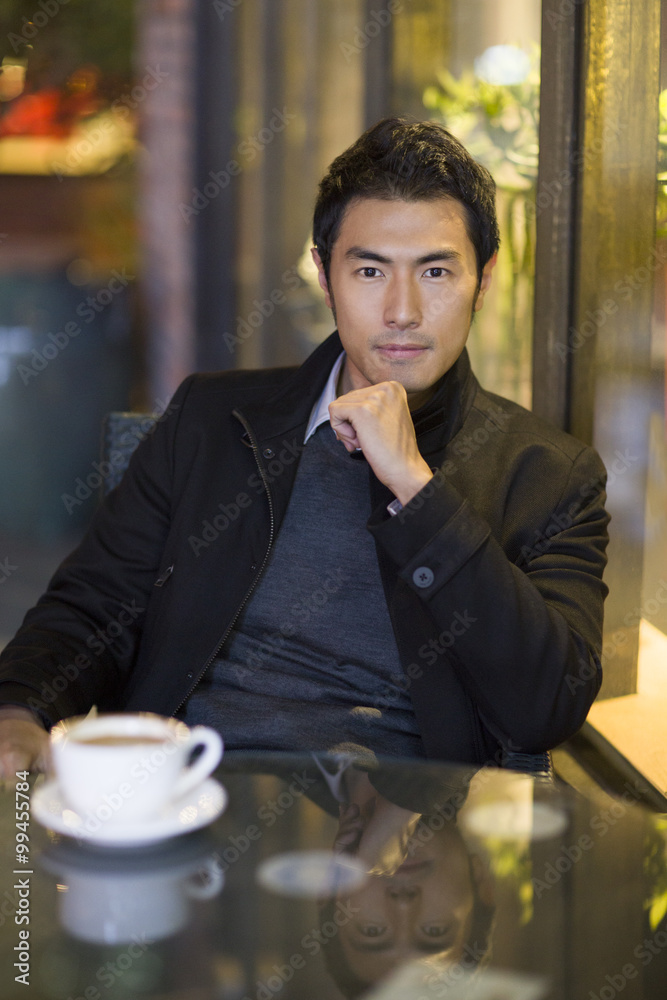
[0,118,609,775]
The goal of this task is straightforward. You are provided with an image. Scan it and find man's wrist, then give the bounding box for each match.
[391,464,434,507]
[0,705,46,728]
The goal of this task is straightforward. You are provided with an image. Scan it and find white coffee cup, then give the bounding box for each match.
[57,856,223,943]
[41,841,225,944]
[50,713,223,827]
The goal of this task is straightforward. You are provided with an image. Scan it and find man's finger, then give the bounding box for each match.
[0,717,51,779]
[0,749,34,781]
[331,417,361,451]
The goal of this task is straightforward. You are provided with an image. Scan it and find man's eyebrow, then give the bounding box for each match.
[417,249,463,265]
[343,246,464,266]
[344,247,392,264]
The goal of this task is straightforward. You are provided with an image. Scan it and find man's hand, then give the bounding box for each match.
[328,381,433,505]
[333,769,422,876]
[0,707,49,780]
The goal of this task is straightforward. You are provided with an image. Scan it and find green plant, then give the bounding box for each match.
[656,89,667,235]
[423,49,540,405]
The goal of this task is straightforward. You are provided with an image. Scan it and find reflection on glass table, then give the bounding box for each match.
[0,752,665,1000]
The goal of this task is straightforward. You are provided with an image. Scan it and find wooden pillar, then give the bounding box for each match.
[532,0,581,430]
[193,0,240,373]
[138,0,197,404]
[572,0,661,697]
[534,0,661,698]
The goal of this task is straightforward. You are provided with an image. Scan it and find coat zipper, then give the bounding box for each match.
[154,564,174,587]
[172,411,276,715]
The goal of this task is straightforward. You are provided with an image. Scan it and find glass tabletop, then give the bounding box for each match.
[1,752,666,1000]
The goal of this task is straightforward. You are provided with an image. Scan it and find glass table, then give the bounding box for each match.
[1,752,666,999]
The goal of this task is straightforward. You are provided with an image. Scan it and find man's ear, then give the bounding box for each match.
[473,253,497,313]
[311,247,333,309]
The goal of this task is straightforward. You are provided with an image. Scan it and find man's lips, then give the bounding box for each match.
[390,859,433,879]
[375,344,430,359]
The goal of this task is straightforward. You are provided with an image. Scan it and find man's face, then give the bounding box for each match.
[313,196,495,408]
[335,823,479,983]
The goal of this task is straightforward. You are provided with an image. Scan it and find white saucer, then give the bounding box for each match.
[32,777,227,847]
[257,851,367,898]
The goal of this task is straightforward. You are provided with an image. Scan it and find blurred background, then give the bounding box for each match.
[0,0,665,733]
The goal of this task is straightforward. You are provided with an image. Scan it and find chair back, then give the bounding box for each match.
[501,748,553,780]
[101,412,154,495]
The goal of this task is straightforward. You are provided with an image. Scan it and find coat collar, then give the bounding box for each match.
[409,345,477,460]
[236,332,345,446]
[237,330,479,457]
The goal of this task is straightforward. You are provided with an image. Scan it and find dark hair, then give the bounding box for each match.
[313,117,500,283]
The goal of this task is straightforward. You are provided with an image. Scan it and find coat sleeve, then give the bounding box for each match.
[367,444,609,753]
[0,377,196,726]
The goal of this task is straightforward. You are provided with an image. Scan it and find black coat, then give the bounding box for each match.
[0,332,609,764]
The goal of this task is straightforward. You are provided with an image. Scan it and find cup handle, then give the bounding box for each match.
[185,855,225,900]
[172,726,223,799]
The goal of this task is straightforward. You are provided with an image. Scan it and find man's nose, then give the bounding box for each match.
[384,277,421,329]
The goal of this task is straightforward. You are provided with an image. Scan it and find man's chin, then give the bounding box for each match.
[397,368,456,409]
[340,351,456,399]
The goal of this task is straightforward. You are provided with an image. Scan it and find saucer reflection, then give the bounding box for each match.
[40,833,224,945]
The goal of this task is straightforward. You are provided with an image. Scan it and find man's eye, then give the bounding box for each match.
[360,924,387,937]
[424,267,447,277]
[360,267,381,277]
[421,924,450,938]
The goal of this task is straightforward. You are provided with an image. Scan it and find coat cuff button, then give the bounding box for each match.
[412,566,434,588]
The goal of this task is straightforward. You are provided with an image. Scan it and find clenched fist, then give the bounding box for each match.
[329,381,433,505]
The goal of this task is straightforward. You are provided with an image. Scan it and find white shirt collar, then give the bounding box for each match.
[304,351,346,443]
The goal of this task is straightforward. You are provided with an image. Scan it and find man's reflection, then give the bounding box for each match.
[319,761,495,996]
